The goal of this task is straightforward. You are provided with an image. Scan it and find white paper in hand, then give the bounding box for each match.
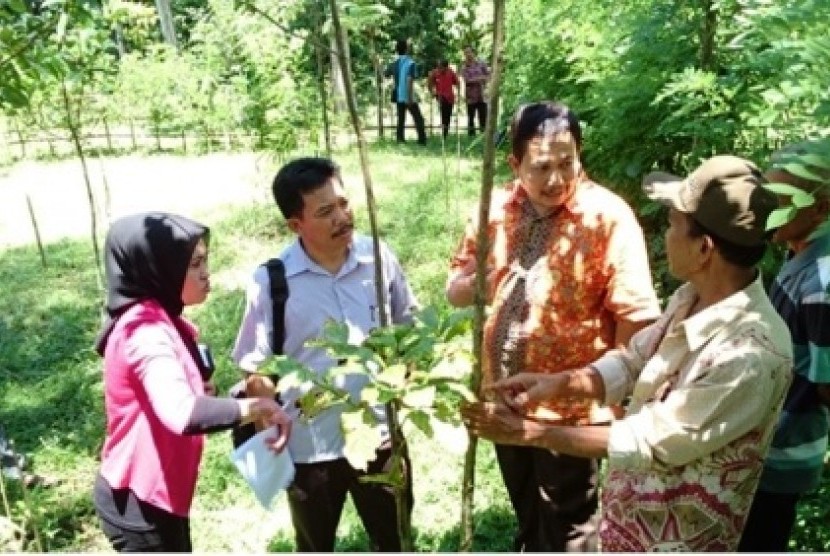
[230,429,295,510]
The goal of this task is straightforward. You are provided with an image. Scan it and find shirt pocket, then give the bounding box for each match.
[361,279,386,325]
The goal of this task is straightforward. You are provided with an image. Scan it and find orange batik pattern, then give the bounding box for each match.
[449,178,659,425]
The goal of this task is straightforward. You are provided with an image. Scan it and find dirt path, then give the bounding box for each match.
[0,152,276,250]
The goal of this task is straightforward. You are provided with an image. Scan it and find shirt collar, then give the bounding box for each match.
[282,236,371,278]
[677,271,767,352]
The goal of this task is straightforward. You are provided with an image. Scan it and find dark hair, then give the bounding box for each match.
[272,157,342,219]
[396,39,408,55]
[509,101,583,161]
[686,215,768,268]
[439,59,449,68]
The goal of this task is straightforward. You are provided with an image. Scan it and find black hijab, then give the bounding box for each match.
[95,212,210,360]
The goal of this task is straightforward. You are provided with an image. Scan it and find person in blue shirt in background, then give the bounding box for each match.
[385,38,427,145]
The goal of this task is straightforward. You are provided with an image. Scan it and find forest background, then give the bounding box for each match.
[1,0,830,551]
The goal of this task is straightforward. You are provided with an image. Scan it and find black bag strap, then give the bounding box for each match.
[230,258,288,449]
[262,258,288,355]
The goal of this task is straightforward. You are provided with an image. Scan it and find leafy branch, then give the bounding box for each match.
[274,306,476,473]
[764,139,830,230]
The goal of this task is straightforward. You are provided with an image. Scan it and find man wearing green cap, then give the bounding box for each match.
[462,155,794,551]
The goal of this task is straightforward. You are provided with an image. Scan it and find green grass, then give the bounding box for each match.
[0,140,519,552]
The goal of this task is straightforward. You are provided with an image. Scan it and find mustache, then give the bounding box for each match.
[332,223,354,237]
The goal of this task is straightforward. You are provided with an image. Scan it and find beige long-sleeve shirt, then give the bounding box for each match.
[592,274,793,551]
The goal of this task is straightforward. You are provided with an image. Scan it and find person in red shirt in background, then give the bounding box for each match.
[427,59,460,139]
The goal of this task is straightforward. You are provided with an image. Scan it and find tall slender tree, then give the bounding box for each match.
[328,0,412,549]
[311,0,332,155]
[153,0,177,49]
[460,0,505,550]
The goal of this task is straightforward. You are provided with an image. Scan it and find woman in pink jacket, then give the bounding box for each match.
[92,212,291,552]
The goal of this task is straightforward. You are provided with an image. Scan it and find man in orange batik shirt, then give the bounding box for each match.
[447,101,660,552]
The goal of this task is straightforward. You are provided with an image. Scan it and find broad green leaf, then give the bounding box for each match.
[274,372,308,392]
[398,331,422,353]
[376,363,407,389]
[0,83,29,107]
[782,163,827,184]
[297,387,347,420]
[374,385,399,404]
[441,307,474,339]
[270,355,310,377]
[402,385,436,409]
[322,319,349,344]
[431,399,457,422]
[444,381,478,403]
[417,305,440,330]
[429,353,473,381]
[430,417,469,455]
[764,181,816,209]
[764,182,811,198]
[360,386,380,406]
[405,409,434,437]
[327,359,368,379]
[400,335,435,361]
[363,329,398,355]
[766,206,798,230]
[392,322,414,341]
[796,154,830,171]
[8,0,27,13]
[341,408,382,471]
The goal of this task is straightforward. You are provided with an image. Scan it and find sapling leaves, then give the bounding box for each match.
[764,144,830,231]
[402,408,434,437]
[401,385,436,409]
[297,386,350,420]
[377,363,408,389]
[781,162,827,184]
[280,306,475,481]
[341,407,382,471]
[764,182,817,230]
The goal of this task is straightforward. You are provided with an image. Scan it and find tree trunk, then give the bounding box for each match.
[60,80,103,289]
[699,0,717,72]
[328,0,412,550]
[370,33,384,139]
[312,0,332,156]
[460,0,506,551]
[154,0,178,50]
[114,23,126,58]
[329,31,348,114]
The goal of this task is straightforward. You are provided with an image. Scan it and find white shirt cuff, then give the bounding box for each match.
[591,356,628,405]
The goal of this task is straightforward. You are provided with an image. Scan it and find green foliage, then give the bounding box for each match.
[503,0,830,201]
[764,138,830,230]
[790,470,830,551]
[277,306,475,472]
[0,0,68,108]
[102,0,158,53]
